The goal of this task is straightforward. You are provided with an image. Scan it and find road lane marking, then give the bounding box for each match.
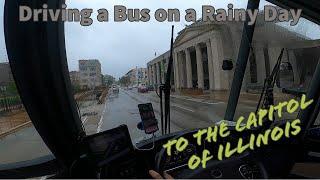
[82,116,88,124]
[97,97,108,133]
[171,104,194,112]
[205,102,225,105]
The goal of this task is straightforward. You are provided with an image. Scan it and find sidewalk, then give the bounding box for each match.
[77,88,109,135]
[144,89,298,121]
[0,110,31,135]
[174,90,296,106]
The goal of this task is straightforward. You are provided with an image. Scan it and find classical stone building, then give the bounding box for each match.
[147,16,320,94]
[147,51,172,87]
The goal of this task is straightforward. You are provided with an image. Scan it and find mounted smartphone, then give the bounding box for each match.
[138,103,159,134]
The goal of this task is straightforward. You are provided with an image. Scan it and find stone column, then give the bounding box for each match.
[153,64,157,86]
[255,48,267,84]
[149,66,152,85]
[206,41,215,90]
[164,58,169,83]
[147,66,151,85]
[174,52,180,89]
[185,48,193,88]
[195,44,204,89]
[268,47,283,71]
[161,60,165,83]
[178,52,185,88]
[155,63,159,85]
[157,62,161,84]
[210,35,226,90]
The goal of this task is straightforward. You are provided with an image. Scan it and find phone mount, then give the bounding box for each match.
[137,103,159,134]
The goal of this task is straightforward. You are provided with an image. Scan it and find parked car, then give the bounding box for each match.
[138,84,148,93]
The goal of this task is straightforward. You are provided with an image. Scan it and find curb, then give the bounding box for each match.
[0,121,32,139]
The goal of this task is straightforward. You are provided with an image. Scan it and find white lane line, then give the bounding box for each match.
[171,104,194,112]
[82,116,88,124]
[97,98,108,133]
[173,95,225,105]
[205,102,225,105]
[186,98,203,102]
[40,176,48,180]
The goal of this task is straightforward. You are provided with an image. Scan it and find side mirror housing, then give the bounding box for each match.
[278,62,294,88]
[222,59,233,70]
[137,121,144,131]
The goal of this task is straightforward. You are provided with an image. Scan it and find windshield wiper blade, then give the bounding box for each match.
[159,25,174,135]
[255,48,284,113]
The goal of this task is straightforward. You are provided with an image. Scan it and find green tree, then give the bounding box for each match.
[119,76,131,87]
[6,82,18,96]
[71,83,82,94]
[104,75,116,87]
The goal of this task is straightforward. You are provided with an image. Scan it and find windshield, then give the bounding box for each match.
[65,0,246,142]
[64,0,320,143]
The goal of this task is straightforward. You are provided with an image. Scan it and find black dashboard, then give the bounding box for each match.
[150,129,267,179]
[76,124,301,179]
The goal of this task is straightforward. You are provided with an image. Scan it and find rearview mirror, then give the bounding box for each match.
[222,59,233,71]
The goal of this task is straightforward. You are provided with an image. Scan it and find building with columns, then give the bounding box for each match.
[147,51,173,87]
[147,16,320,94]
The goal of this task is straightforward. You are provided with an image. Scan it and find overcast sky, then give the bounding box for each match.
[0,0,248,79]
[1,0,319,79]
[63,0,248,79]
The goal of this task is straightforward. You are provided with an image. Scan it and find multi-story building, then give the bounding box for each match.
[69,71,80,86]
[79,60,102,89]
[125,67,148,86]
[138,68,148,85]
[0,62,14,92]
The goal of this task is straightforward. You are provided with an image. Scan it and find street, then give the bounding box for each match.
[0,88,242,166]
[98,89,183,143]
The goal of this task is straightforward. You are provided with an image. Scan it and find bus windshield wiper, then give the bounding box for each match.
[255,48,284,113]
[158,26,174,135]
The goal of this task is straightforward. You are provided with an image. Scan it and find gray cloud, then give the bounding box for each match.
[64,0,247,78]
[3,0,319,79]
[0,0,247,78]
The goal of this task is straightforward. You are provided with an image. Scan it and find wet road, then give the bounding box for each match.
[99,89,182,143]
[99,88,227,143]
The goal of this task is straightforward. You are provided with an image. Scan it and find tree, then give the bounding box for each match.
[71,83,82,94]
[104,75,116,87]
[119,76,131,87]
[6,82,18,96]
